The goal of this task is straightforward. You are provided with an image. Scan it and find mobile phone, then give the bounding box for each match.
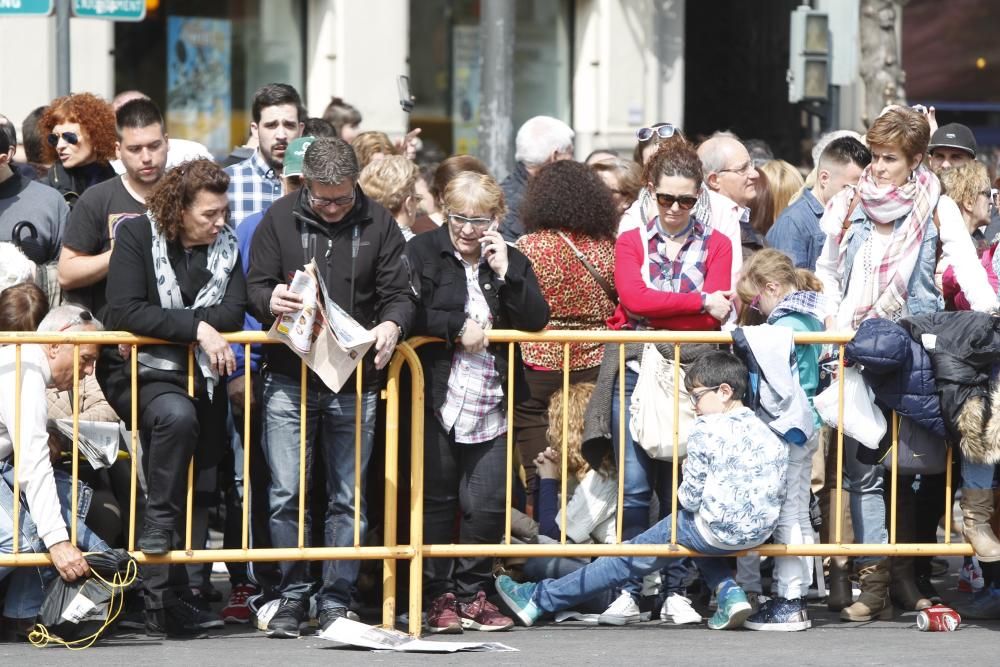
[397,75,414,113]
[911,104,928,115]
[481,221,499,253]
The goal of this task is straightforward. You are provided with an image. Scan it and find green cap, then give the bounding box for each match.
[283,136,315,178]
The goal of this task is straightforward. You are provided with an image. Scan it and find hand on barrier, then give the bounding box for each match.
[197,322,236,376]
[371,320,401,370]
[49,541,91,583]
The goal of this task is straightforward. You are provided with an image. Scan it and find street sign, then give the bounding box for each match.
[72,0,145,21]
[0,0,54,15]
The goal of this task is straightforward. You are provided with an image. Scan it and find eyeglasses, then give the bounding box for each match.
[717,160,754,176]
[307,187,356,209]
[688,385,721,407]
[654,192,699,210]
[749,295,762,313]
[636,124,677,143]
[448,213,494,229]
[59,310,94,331]
[47,131,79,147]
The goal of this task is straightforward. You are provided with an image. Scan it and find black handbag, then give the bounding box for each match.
[134,344,205,394]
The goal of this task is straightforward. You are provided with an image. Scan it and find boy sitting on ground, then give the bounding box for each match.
[497,351,789,630]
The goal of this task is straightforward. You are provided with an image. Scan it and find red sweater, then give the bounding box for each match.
[609,226,732,331]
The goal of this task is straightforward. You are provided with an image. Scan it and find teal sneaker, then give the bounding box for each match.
[708,585,753,630]
[495,575,542,627]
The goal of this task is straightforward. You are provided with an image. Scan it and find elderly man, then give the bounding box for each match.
[0,304,109,632]
[247,137,415,638]
[498,116,575,242]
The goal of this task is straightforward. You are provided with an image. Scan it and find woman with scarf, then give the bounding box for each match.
[97,159,246,637]
[815,107,996,622]
[596,140,733,626]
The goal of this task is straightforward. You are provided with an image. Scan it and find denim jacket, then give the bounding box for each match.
[765,188,826,270]
[840,205,943,318]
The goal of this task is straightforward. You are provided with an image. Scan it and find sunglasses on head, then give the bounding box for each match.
[59,310,94,331]
[47,131,80,147]
[654,192,698,210]
[636,124,676,143]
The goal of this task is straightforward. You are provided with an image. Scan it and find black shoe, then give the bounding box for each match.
[266,598,309,639]
[916,574,943,604]
[137,526,172,555]
[145,604,209,638]
[318,606,348,633]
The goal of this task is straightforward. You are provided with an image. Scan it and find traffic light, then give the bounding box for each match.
[788,5,830,103]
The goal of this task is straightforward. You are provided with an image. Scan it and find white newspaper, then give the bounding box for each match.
[48,419,120,469]
[267,261,375,393]
[319,618,517,653]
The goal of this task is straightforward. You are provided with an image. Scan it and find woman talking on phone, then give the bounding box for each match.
[404,171,550,634]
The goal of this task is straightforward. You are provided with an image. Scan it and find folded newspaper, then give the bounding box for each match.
[319,617,517,653]
[268,260,375,393]
[48,419,120,469]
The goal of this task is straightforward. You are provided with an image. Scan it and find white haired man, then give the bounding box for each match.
[499,116,575,242]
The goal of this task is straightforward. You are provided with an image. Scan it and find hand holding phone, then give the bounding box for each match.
[480,222,509,279]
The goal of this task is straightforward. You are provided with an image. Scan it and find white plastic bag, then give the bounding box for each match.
[814,366,887,449]
[628,344,696,460]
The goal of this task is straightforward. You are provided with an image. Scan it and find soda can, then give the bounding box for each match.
[916,605,961,632]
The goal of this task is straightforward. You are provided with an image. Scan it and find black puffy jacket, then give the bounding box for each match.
[845,318,945,436]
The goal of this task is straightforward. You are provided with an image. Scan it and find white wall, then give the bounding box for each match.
[0,15,114,131]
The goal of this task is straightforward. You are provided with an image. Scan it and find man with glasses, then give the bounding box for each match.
[246,137,415,638]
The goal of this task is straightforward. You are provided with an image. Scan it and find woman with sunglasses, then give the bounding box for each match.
[38,93,117,208]
[404,172,550,634]
[97,159,245,637]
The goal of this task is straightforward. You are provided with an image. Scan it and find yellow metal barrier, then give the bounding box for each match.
[0,328,975,639]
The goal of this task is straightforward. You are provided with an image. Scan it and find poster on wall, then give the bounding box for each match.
[166,17,231,157]
[451,25,481,156]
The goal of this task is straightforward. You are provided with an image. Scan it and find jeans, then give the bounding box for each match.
[533,510,740,614]
[774,434,819,598]
[962,458,995,490]
[0,463,109,619]
[842,435,887,566]
[523,536,616,614]
[262,371,376,610]
[423,418,508,603]
[611,368,688,597]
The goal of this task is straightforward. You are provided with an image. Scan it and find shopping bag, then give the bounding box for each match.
[814,366,887,449]
[628,344,696,460]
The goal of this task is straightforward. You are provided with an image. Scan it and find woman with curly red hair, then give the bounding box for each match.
[39,93,117,207]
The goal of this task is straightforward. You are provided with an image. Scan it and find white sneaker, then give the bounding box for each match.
[660,594,702,625]
[598,591,641,626]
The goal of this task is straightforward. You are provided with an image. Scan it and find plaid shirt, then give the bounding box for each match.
[225,150,283,228]
[437,254,506,444]
[646,217,711,294]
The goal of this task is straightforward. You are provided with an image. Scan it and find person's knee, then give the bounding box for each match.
[147,394,199,437]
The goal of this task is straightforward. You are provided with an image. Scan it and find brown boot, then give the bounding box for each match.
[840,560,893,621]
[889,557,932,611]
[826,557,853,611]
[961,488,1000,563]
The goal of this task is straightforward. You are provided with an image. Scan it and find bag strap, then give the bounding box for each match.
[556,231,619,305]
[933,206,942,265]
[841,193,862,231]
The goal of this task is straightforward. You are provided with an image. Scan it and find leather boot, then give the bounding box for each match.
[889,557,932,611]
[840,560,893,621]
[961,488,1000,563]
[826,557,853,611]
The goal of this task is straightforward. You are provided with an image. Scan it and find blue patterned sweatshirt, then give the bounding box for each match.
[677,406,788,549]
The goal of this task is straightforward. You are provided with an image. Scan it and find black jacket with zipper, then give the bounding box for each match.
[403,223,550,413]
[246,186,416,392]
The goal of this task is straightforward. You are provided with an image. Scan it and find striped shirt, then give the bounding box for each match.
[225,150,282,228]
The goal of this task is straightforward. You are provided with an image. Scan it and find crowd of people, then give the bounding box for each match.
[1,79,1000,643]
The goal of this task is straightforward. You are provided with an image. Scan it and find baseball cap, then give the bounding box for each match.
[283,136,315,178]
[929,123,977,157]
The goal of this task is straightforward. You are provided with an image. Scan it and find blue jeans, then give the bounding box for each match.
[842,436,887,566]
[962,458,995,490]
[611,368,689,597]
[262,371,376,610]
[532,510,739,614]
[0,463,109,619]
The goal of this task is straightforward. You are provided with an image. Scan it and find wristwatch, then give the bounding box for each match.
[456,320,468,341]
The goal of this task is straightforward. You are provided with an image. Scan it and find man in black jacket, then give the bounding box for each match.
[246,137,415,637]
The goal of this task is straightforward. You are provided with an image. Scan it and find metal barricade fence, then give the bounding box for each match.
[0,328,973,639]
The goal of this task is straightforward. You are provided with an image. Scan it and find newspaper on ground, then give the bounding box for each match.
[48,419,120,469]
[318,617,518,653]
[267,260,375,392]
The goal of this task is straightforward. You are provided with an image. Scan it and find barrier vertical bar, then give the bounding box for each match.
[407,346,426,637]
[835,344,845,544]
[560,343,569,545]
[504,342,514,545]
[241,345,251,550]
[889,411,898,544]
[128,344,138,551]
[298,360,307,549]
[12,345,21,555]
[670,344,680,544]
[185,347,195,551]
[944,446,953,544]
[382,356,401,628]
[616,344,625,544]
[71,345,80,546]
[354,365,363,547]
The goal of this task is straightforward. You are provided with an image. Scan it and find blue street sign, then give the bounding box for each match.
[72,0,145,21]
[0,0,54,16]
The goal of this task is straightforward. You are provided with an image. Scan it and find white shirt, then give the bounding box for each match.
[0,345,69,548]
[555,469,618,544]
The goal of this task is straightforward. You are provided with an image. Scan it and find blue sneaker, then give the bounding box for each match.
[495,575,542,627]
[743,596,810,631]
[958,586,1000,620]
[708,585,753,630]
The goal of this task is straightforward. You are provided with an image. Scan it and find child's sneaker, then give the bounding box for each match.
[708,583,753,630]
[495,575,542,627]
[958,559,984,593]
[426,593,463,634]
[598,591,641,626]
[743,596,810,631]
[660,593,702,625]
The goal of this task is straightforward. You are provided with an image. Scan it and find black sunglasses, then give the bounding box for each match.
[654,192,698,210]
[47,131,80,147]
